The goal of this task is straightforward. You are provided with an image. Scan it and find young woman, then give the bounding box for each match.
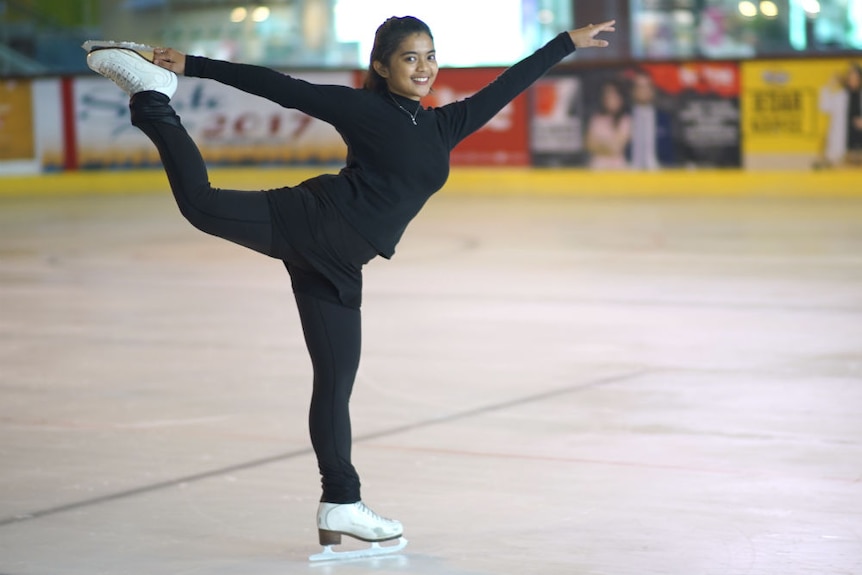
[586,78,631,170]
[86,15,614,558]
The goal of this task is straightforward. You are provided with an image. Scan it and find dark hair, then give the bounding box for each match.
[599,79,628,127]
[364,16,433,94]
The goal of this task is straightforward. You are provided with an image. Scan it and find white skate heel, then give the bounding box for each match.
[309,501,408,562]
[85,44,177,98]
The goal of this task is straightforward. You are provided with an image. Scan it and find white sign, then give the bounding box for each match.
[73,71,352,168]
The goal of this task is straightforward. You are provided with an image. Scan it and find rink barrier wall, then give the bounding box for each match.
[5,56,862,176]
[1,167,859,198]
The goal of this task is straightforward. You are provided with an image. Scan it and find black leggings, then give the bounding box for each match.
[131,91,362,503]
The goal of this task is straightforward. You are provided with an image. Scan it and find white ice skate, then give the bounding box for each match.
[84,42,177,98]
[309,501,408,562]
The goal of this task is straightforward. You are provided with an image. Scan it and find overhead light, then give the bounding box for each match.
[738,1,758,17]
[802,0,820,15]
[537,9,554,25]
[230,6,247,22]
[252,6,270,22]
[760,0,779,17]
[673,9,695,25]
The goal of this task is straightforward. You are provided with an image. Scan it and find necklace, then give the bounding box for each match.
[388,93,421,125]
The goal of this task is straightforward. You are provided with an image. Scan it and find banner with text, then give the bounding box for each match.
[73,72,351,169]
[742,59,862,170]
[418,68,531,166]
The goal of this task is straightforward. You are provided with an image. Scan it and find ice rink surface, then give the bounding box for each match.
[1,189,861,574]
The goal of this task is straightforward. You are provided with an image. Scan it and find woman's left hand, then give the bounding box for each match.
[568,20,616,49]
[153,47,186,75]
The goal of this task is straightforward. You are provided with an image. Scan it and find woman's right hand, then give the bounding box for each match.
[568,20,616,49]
[153,47,186,75]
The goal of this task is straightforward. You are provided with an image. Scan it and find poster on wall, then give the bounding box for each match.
[530,75,584,166]
[639,62,740,168]
[742,59,862,170]
[410,68,531,166]
[73,71,351,169]
[33,79,64,171]
[529,62,741,170]
[0,79,35,162]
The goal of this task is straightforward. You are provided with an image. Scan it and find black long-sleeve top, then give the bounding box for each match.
[185,32,576,258]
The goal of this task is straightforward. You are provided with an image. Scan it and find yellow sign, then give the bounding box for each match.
[742,59,862,169]
[746,88,817,136]
[0,79,35,161]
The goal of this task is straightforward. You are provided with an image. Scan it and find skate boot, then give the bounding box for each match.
[86,48,177,99]
[309,501,408,562]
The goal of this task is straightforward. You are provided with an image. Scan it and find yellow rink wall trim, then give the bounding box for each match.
[1,168,860,198]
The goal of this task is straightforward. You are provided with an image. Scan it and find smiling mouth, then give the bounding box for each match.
[413,77,430,83]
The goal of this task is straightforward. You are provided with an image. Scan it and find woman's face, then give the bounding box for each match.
[374,32,438,101]
[848,67,861,90]
[633,75,654,105]
[602,84,623,113]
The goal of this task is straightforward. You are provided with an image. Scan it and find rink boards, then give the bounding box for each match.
[1,167,860,198]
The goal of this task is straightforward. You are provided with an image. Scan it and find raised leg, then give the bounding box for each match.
[130,92,277,257]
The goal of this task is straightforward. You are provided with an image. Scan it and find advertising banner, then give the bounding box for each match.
[530,62,741,169]
[421,68,531,166]
[639,62,740,168]
[0,79,35,161]
[530,75,584,166]
[742,59,862,170]
[73,71,352,169]
[33,79,64,171]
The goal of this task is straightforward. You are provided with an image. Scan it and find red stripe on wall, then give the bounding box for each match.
[61,77,77,171]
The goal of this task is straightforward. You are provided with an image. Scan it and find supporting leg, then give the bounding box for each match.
[292,292,363,503]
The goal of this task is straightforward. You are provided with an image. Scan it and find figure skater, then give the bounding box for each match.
[85,15,615,560]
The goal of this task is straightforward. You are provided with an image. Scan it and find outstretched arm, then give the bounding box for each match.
[151,47,355,124]
[440,20,615,147]
[150,19,616,74]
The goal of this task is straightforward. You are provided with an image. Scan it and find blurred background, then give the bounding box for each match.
[1,0,861,176]
[1,7,861,573]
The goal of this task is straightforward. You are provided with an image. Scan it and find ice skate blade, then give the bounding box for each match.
[81,40,156,54]
[308,537,408,562]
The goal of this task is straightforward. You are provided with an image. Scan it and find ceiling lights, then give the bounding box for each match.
[230,5,270,23]
[738,0,782,18]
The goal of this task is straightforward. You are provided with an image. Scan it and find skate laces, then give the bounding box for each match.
[98,58,144,91]
[356,502,393,523]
